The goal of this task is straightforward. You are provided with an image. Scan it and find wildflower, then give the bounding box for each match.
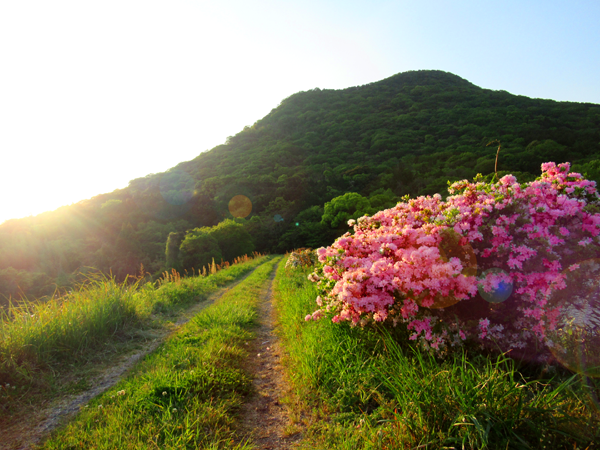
[162,391,167,396]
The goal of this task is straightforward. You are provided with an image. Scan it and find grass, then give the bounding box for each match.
[40,255,281,450]
[273,261,600,449]
[0,255,267,412]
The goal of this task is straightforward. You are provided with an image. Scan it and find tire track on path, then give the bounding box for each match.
[237,261,304,450]
[2,265,262,450]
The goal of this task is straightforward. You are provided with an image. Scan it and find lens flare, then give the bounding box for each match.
[477,268,513,303]
[416,228,477,309]
[274,214,284,222]
[545,259,600,378]
[228,195,252,218]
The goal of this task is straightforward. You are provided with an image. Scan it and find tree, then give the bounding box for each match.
[178,231,222,272]
[321,192,372,229]
[165,232,185,270]
[208,219,255,262]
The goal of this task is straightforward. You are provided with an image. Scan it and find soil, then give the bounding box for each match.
[0,271,256,450]
[237,262,305,449]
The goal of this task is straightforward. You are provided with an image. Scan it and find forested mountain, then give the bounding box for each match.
[2,70,600,303]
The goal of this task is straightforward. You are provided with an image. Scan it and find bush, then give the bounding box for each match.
[309,162,600,368]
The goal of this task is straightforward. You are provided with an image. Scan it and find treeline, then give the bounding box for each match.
[1,70,599,305]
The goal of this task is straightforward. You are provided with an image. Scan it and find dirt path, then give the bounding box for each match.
[1,270,258,450]
[237,262,304,449]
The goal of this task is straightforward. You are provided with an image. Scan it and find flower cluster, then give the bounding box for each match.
[308,162,600,355]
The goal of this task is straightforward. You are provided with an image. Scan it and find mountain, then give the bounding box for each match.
[2,70,599,303]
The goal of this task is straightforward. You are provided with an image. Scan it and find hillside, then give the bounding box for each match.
[2,70,600,302]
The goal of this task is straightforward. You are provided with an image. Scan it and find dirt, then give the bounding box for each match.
[0,272,256,450]
[237,262,305,449]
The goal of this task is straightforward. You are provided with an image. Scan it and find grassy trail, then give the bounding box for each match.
[235,258,303,449]
[272,260,600,450]
[7,253,597,449]
[37,256,282,450]
[0,256,269,449]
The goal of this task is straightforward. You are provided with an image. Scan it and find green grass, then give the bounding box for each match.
[273,261,600,449]
[40,256,280,450]
[0,256,267,401]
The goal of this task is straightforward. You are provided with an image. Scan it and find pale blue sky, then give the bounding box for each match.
[0,0,598,224]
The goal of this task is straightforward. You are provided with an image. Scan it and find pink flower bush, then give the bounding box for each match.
[308,163,600,356]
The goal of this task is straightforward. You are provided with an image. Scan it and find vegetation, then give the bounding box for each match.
[0,254,266,411]
[2,70,599,448]
[2,70,599,301]
[308,163,600,369]
[273,261,600,449]
[40,256,280,450]
[178,219,255,272]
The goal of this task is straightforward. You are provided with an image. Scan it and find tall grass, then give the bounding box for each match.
[0,255,267,387]
[0,276,139,384]
[41,256,281,450]
[273,261,600,449]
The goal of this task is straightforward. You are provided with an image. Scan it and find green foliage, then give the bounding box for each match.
[178,219,254,272]
[367,188,399,211]
[321,192,372,229]
[179,231,222,271]
[573,158,600,185]
[0,268,54,307]
[277,205,332,251]
[165,231,184,270]
[208,219,255,263]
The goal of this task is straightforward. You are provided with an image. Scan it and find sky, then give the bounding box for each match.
[1,0,599,224]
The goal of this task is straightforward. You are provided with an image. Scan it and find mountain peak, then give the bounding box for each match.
[379,70,475,89]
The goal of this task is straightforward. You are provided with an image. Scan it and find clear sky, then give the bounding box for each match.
[1,0,599,224]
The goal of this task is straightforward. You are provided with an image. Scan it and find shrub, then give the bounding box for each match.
[308,162,600,366]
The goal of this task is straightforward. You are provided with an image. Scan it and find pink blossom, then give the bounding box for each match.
[578,237,592,246]
[307,161,600,356]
